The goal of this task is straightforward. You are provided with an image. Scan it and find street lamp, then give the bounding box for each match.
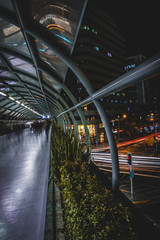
[123,114,127,119]
[117,116,120,139]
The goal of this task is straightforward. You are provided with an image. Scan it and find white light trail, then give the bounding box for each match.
[91,152,160,166]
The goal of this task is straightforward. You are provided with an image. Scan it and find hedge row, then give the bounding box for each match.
[51,124,138,239]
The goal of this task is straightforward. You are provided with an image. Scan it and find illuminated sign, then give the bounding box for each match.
[124,64,136,71]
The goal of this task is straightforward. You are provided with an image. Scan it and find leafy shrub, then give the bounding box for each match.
[51,124,138,239]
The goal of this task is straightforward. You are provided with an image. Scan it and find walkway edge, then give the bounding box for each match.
[54,182,65,240]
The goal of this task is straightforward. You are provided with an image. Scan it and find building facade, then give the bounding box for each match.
[63,0,126,142]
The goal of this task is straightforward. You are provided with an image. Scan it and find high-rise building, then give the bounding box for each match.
[63,0,126,141]
[124,54,147,106]
[65,1,126,97]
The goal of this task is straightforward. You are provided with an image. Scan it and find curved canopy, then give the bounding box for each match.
[1,1,160,192]
[0,0,86,121]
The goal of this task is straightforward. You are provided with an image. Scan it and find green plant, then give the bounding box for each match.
[51,124,138,239]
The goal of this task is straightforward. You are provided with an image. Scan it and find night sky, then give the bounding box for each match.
[99,1,160,59]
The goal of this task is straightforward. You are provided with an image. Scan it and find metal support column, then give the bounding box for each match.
[93,100,119,192]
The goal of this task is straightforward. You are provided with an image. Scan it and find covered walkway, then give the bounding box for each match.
[0,129,50,240]
[0,2,160,239]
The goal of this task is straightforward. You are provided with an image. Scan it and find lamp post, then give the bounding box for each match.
[123,113,127,119]
[122,114,127,136]
[117,116,120,139]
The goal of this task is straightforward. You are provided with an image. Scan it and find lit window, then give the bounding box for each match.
[107,52,112,57]
[92,29,97,35]
[99,123,104,128]
[125,64,136,70]
[94,46,99,51]
[13,43,18,47]
[81,25,90,30]
[78,87,82,93]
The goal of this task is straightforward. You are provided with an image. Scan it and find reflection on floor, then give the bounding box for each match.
[0,129,50,240]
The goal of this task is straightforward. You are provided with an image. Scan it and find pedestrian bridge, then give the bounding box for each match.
[1,1,160,239]
[1,0,160,193]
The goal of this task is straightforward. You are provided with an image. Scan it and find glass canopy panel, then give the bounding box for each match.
[42,72,61,92]
[11,87,28,93]
[25,84,41,93]
[0,99,10,106]
[5,80,19,86]
[36,41,68,80]
[0,58,5,67]
[5,55,37,77]
[0,87,11,93]
[32,0,85,82]
[0,1,15,13]
[9,104,20,110]
[4,102,16,108]
[2,109,12,115]
[0,18,30,56]
[0,83,5,89]
[31,0,85,54]
[0,70,14,78]
[30,89,43,96]
[18,73,39,87]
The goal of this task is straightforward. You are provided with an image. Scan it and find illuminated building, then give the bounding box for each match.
[124,54,147,106]
[64,0,126,141]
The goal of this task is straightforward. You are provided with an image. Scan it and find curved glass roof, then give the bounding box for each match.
[0,0,86,120]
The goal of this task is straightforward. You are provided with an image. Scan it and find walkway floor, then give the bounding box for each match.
[0,129,50,240]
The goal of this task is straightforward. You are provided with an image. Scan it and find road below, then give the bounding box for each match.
[92,132,159,156]
[91,133,160,227]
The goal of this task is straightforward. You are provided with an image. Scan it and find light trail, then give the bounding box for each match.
[98,166,160,179]
[91,152,160,178]
[91,152,160,165]
[91,132,160,152]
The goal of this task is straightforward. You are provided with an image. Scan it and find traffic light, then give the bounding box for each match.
[127,153,132,165]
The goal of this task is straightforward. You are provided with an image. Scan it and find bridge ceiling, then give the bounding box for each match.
[0,0,86,120]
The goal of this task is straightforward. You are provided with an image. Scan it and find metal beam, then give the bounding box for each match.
[57,52,160,116]
[0,45,90,150]
[12,0,51,115]
[0,53,44,115]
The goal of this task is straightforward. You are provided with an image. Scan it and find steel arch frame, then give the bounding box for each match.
[0,3,119,192]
